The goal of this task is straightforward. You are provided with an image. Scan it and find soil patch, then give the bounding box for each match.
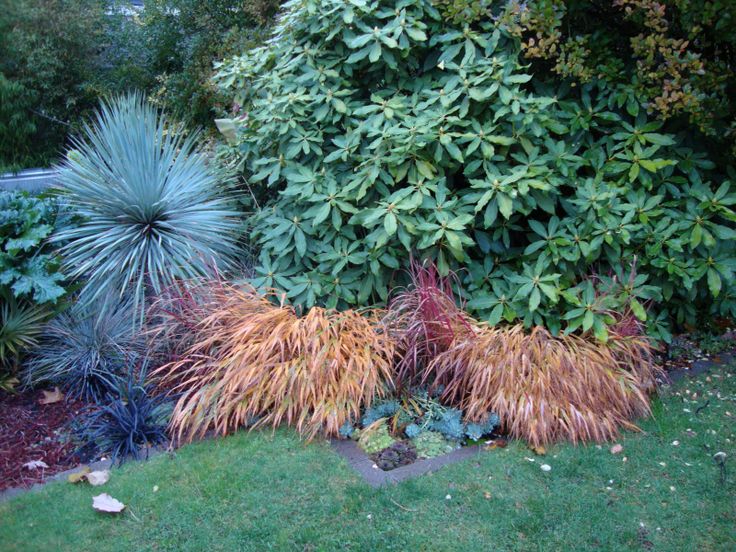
[0,390,84,491]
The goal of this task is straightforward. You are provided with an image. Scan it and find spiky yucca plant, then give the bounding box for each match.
[54,94,241,323]
[427,324,661,447]
[154,281,395,441]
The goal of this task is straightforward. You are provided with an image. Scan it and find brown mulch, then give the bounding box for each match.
[0,390,85,492]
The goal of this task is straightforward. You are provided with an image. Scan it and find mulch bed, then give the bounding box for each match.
[0,390,84,492]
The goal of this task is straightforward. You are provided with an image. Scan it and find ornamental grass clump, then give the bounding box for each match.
[154,281,395,442]
[426,324,661,447]
[384,260,473,387]
[23,300,142,403]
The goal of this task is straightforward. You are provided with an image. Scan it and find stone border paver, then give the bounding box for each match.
[331,439,484,487]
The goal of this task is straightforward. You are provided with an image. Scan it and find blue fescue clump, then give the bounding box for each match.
[428,408,465,440]
[339,420,355,438]
[426,409,499,441]
[464,413,500,441]
[404,423,422,439]
[361,400,401,426]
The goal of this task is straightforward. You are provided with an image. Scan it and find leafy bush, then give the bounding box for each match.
[216,0,736,341]
[0,0,108,171]
[75,373,170,464]
[54,94,241,323]
[23,301,142,402]
[0,191,65,304]
[429,323,660,447]
[0,291,46,387]
[0,0,278,171]
[481,0,736,159]
[154,280,395,441]
[0,191,65,389]
[141,0,279,129]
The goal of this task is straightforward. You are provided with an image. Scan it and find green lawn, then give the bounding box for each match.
[2,364,735,552]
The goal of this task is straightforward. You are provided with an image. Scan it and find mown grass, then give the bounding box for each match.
[1,363,735,551]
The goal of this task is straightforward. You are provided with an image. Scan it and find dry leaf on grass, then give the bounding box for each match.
[92,494,125,513]
[68,467,91,483]
[38,387,64,405]
[23,460,49,470]
[86,470,110,486]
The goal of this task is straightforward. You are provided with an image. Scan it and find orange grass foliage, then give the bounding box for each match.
[425,323,662,447]
[153,282,394,442]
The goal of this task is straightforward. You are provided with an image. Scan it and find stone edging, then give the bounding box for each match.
[331,439,484,487]
[0,446,164,504]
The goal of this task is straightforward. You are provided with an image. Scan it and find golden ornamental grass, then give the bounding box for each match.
[154,282,394,442]
[425,323,662,447]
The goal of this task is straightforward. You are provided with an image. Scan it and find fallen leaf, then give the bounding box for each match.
[38,387,64,405]
[610,444,623,454]
[23,460,49,470]
[532,445,546,455]
[85,470,110,486]
[68,466,91,483]
[485,438,509,450]
[92,493,125,513]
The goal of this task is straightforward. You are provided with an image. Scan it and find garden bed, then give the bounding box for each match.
[0,389,84,491]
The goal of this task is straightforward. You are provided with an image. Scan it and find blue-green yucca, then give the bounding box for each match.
[55,94,241,322]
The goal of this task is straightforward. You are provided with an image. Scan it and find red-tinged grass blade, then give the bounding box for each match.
[425,323,662,447]
[384,258,473,387]
[152,281,394,442]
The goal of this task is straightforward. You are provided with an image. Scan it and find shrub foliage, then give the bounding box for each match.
[216,0,736,341]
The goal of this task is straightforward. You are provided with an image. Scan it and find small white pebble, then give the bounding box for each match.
[445,494,452,500]
[372,464,378,470]
[153,485,159,492]
[639,522,646,528]
[367,514,372,520]
[659,462,667,467]
[605,486,612,491]
[672,441,680,446]
[669,486,676,492]
[540,464,551,472]
[684,462,692,467]
[683,408,691,413]
[525,457,536,462]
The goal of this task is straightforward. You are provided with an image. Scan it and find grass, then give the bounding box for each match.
[2,364,735,551]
